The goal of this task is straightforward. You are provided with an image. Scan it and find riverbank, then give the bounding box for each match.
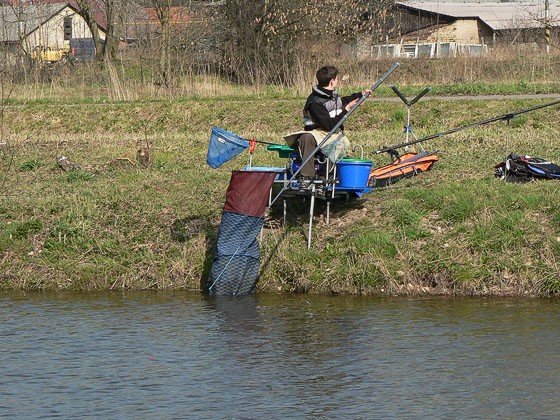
[1,95,560,295]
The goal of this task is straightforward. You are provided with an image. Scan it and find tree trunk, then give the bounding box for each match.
[75,0,104,62]
[103,0,116,61]
[153,0,172,86]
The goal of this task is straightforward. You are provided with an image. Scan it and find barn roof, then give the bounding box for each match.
[397,2,560,30]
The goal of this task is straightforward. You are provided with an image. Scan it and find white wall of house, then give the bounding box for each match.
[451,19,482,44]
[23,6,105,52]
[411,19,484,44]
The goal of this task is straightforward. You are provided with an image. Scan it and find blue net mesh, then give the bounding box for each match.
[207,127,250,169]
[208,211,264,296]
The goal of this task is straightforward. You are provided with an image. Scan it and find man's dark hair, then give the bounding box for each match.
[316,65,339,87]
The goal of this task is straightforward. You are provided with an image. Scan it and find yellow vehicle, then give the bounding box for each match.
[31,46,70,63]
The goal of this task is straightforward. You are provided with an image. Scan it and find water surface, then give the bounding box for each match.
[1,291,559,418]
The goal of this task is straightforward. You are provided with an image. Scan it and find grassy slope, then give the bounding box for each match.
[1,94,560,295]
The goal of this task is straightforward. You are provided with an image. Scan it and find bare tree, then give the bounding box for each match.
[209,0,395,85]
[209,0,309,85]
[74,0,130,62]
[74,0,105,61]
[101,0,119,60]
[150,0,172,86]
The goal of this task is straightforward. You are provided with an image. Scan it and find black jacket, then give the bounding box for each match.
[303,85,362,132]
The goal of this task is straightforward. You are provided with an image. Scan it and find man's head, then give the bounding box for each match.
[316,65,339,89]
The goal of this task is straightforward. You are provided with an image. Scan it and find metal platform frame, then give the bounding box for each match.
[268,169,370,249]
[261,143,371,249]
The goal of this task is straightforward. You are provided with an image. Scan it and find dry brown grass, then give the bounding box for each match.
[3,48,560,103]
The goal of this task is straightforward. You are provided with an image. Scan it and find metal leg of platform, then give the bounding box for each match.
[326,164,337,226]
[308,185,316,249]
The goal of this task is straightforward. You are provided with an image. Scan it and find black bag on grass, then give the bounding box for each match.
[495,154,560,183]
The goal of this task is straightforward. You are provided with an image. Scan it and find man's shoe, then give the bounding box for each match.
[299,177,313,191]
[314,184,328,197]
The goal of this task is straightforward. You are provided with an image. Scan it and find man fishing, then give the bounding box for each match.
[285,65,372,190]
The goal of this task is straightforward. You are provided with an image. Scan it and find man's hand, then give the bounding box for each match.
[345,98,360,112]
[345,89,373,112]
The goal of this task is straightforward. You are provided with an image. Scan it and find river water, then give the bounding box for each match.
[1,291,559,419]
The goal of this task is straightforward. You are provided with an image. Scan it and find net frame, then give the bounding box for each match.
[207,127,250,169]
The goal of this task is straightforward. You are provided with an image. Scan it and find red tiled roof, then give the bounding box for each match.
[141,7,191,24]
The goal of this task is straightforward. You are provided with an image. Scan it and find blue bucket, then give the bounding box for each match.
[336,159,373,189]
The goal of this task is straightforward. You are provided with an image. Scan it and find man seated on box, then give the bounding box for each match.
[284,65,371,190]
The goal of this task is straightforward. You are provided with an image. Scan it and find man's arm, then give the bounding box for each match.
[308,89,372,131]
[308,102,348,131]
[341,92,362,107]
[341,89,373,111]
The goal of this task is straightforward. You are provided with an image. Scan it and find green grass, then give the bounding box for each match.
[2,90,560,295]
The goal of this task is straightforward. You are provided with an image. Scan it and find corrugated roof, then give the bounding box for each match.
[397,2,560,30]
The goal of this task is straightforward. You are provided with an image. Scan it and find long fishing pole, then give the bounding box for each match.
[269,61,400,207]
[241,137,279,146]
[257,139,281,146]
[374,98,560,155]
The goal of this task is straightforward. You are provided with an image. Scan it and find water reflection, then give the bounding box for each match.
[1,292,560,418]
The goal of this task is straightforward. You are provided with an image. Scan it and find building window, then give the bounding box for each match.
[64,17,72,40]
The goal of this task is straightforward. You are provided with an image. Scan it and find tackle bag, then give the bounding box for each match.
[494,154,560,183]
[368,151,438,188]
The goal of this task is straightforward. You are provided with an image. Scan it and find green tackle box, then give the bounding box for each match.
[267,144,295,159]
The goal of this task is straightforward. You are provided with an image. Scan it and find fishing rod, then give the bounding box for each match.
[250,139,279,146]
[269,61,401,207]
[235,137,279,146]
[374,98,560,155]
